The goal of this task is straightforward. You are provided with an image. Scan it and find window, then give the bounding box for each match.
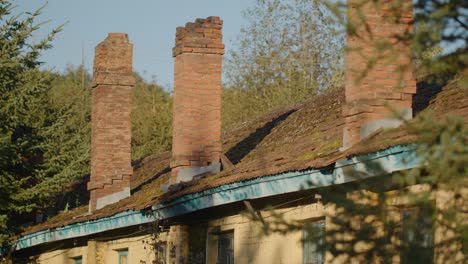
[401,206,434,264]
[72,256,82,264]
[117,249,128,264]
[217,231,234,264]
[303,220,325,264]
[155,242,167,264]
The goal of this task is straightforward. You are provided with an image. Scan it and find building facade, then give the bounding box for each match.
[8,1,467,263]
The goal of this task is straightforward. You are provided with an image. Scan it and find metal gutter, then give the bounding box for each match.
[151,145,419,218]
[15,210,156,250]
[15,145,419,250]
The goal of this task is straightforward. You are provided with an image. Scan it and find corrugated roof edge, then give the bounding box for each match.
[13,144,419,251]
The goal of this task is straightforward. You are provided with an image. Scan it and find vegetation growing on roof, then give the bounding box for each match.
[0,0,346,247]
[244,0,468,262]
[222,0,344,130]
[297,139,341,162]
[0,0,62,246]
[2,0,467,261]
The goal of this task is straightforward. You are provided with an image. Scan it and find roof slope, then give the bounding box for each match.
[23,76,467,235]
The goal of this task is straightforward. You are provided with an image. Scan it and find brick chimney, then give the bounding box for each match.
[343,0,416,148]
[170,17,224,184]
[87,33,135,211]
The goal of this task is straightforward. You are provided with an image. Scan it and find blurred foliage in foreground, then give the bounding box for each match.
[244,0,467,263]
[249,109,467,263]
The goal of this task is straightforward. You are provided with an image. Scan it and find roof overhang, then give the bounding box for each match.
[14,145,419,251]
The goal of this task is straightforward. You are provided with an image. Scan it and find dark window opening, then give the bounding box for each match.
[401,206,434,264]
[73,256,82,264]
[155,242,167,264]
[217,231,234,264]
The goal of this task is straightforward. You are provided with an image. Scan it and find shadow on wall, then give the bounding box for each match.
[225,109,297,165]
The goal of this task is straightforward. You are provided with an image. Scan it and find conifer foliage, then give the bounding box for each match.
[0,1,175,245]
[0,0,62,243]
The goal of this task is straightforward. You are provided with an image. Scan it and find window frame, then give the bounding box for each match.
[216,229,235,264]
[117,249,129,264]
[72,256,82,264]
[399,205,434,264]
[155,242,167,264]
[302,218,326,264]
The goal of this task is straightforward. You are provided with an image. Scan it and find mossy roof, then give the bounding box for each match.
[23,75,467,235]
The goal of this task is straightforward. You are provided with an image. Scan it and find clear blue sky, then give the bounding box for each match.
[14,0,251,89]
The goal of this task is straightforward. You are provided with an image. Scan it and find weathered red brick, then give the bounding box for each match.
[343,0,416,148]
[171,18,224,183]
[88,33,134,211]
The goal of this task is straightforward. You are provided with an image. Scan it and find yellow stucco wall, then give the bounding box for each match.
[26,185,466,264]
[33,234,162,264]
[29,202,327,264]
[36,245,87,264]
[205,201,327,264]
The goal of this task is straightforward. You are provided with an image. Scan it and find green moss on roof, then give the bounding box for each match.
[297,139,342,162]
[22,75,467,235]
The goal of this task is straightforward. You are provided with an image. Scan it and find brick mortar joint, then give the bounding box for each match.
[91,80,135,88]
[87,173,132,191]
[170,153,222,168]
[172,46,224,57]
[173,17,224,57]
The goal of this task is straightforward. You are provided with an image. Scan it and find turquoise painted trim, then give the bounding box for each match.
[151,145,419,218]
[14,145,419,251]
[15,210,156,250]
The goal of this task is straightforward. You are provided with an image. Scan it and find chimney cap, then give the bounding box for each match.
[106,33,129,41]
